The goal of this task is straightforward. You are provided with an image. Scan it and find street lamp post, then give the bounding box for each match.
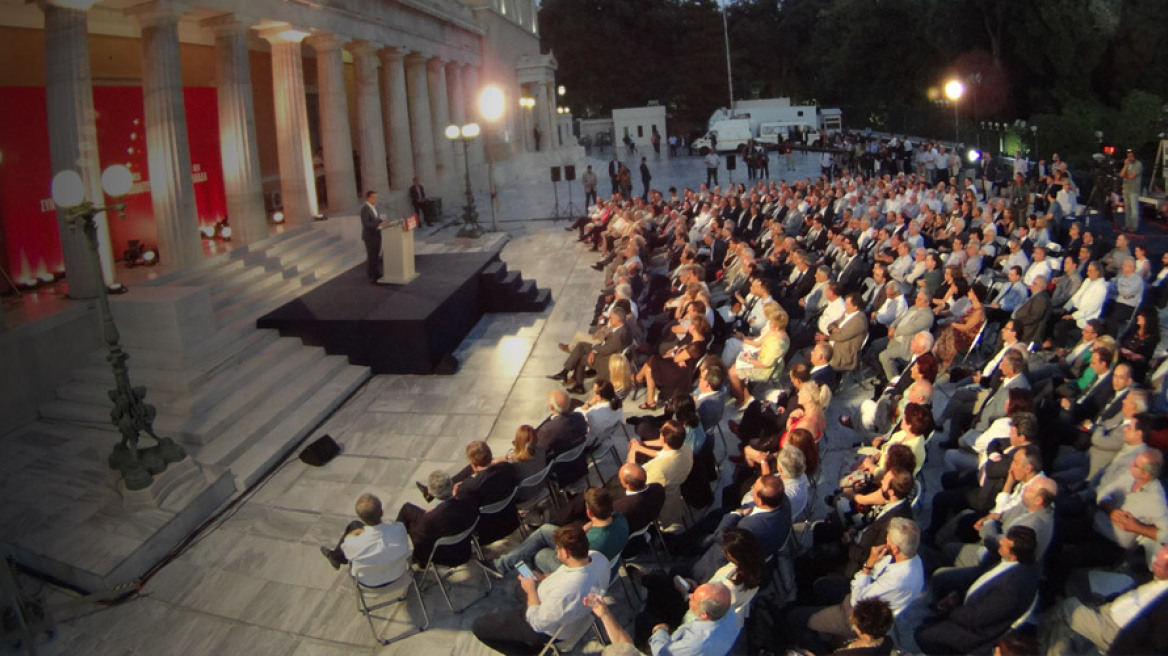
[478,85,505,232]
[445,122,484,238]
[944,79,965,145]
[50,165,186,491]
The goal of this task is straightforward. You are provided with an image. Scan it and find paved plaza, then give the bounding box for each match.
[5,147,966,655]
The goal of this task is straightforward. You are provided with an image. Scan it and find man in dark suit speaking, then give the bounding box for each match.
[360,190,387,284]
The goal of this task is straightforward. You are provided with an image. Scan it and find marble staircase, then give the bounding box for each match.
[5,219,374,590]
[38,219,372,491]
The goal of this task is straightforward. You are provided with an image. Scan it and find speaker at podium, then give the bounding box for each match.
[379,215,420,285]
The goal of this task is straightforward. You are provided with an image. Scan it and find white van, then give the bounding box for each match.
[692,119,753,153]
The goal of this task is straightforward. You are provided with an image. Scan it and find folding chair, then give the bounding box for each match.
[548,440,591,506]
[473,488,519,556]
[352,569,428,645]
[416,517,493,613]
[770,527,798,606]
[515,461,556,537]
[585,419,627,487]
[607,554,640,606]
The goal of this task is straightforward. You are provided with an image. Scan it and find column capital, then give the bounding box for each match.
[124,0,190,28]
[346,39,383,60]
[256,22,310,44]
[38,0,102,12]
[200,12,258,36]
[426,56,448,71]
[404,51,430,65]
[377,46,410,64]
[305,32,349,52]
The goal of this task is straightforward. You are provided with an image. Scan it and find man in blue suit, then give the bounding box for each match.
[692,474,792,581]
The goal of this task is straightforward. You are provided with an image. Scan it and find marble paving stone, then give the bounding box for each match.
[174,569,269,618]
[137,559,207,604]
[296,453,367,485]
[206,623,305,656]
[266,477,354,515]
[230,581,333,637]
[291,638,376,656]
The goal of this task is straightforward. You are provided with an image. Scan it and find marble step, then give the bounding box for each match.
[153,345,327,445]
[38,398,117,431]
[281,235,352,281]
[224,363,370,490]
[193,354,362,483]
[152,337,305,417]
[264,230,342,270]
[75,329,280,389]
[141,225,316,288]
[212,275,302,325]
[209,262,295,312]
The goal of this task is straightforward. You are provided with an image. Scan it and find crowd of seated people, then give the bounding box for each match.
[322,141,1168,654]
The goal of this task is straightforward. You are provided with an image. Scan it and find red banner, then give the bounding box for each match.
[0,86,226,283]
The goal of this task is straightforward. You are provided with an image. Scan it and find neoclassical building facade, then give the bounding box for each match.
[0,0,565,301]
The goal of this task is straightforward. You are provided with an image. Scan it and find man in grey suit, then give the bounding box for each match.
[822,293,869,372]
[950,475,1056,568]
[970,350,1030,433]
[875,290,935,381]
[1012,276,1051,345]
[360,191,387,284]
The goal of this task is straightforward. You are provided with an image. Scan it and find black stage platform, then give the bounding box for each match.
[257,249,550,374]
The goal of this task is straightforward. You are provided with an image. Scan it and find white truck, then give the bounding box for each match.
[691,118,753,153]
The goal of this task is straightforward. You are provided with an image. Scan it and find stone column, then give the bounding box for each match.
[347,41,390,202]
[445,62,466,176]
[204,15,267,245]
[41,0,114,298]
[426,58,452,178]
[307,34,358,213]
[377,47,413,191]
[404,53,436,184]
[536,82,553,152]
[259,25,317,225]
[129,0,203,269]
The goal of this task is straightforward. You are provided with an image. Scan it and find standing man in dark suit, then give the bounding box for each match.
[639,157,652,201]
[408,176,429,225]
[608,152,621,196]
[360,191,387,284]
[915,526,1041,655]
[396,471,479,566]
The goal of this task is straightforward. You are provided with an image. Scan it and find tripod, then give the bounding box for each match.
[551,179,563,219]
[564,177,579,221]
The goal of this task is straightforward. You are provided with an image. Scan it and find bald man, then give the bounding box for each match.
[649,582,740,656]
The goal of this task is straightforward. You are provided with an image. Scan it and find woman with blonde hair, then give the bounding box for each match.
[742,380,830,467]
[727,306,790,406]
[607,352,635,400]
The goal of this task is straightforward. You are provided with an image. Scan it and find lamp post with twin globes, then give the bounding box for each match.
[478,85,505,232]
[50,165,186,490]
[445,122,484,238]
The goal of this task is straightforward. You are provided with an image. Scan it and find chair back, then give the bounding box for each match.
[517,460,555,491]
[553,440,590,465]
[479,486,518,516]
[430,516,480,561]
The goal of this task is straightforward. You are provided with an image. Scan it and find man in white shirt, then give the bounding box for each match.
[1047,543,1168,656]
[816,282,847,335]
[790,518,925,648]
[1022,246,1052,286]
[1055,261,1107,347]
[320,493,411,587]
[472,525,609,654]
[649,582,740,656]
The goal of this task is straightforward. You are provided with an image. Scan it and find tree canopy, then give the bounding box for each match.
[538,0,1167,164]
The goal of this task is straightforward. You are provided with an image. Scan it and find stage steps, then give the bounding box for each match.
[36,220,372,493]
[480,260,552,312]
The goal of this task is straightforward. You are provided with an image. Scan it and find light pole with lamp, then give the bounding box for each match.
[445,122,484,238]
[944,79,965,145]
[50,165,186,491]
[478,85,505,232]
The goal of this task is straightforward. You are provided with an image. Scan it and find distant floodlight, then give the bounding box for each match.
[944,80,965,101]
[479,85,505,122]
[967,149,981,163]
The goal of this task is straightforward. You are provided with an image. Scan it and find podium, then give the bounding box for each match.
[378,217,419,285]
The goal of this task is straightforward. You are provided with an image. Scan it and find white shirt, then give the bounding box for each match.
[1068,278,1108,327]
[875,294,907,327]
[850,554,926,616]
[992,473,1049,516]
[343,522,411,587]
[818,297,846,334]
[527,552,611,639]
[1023,259,1052,286]
[1110,579,1168,628]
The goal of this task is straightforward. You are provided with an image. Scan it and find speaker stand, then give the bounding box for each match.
[551,180,563,219]
[564,178,579,221]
